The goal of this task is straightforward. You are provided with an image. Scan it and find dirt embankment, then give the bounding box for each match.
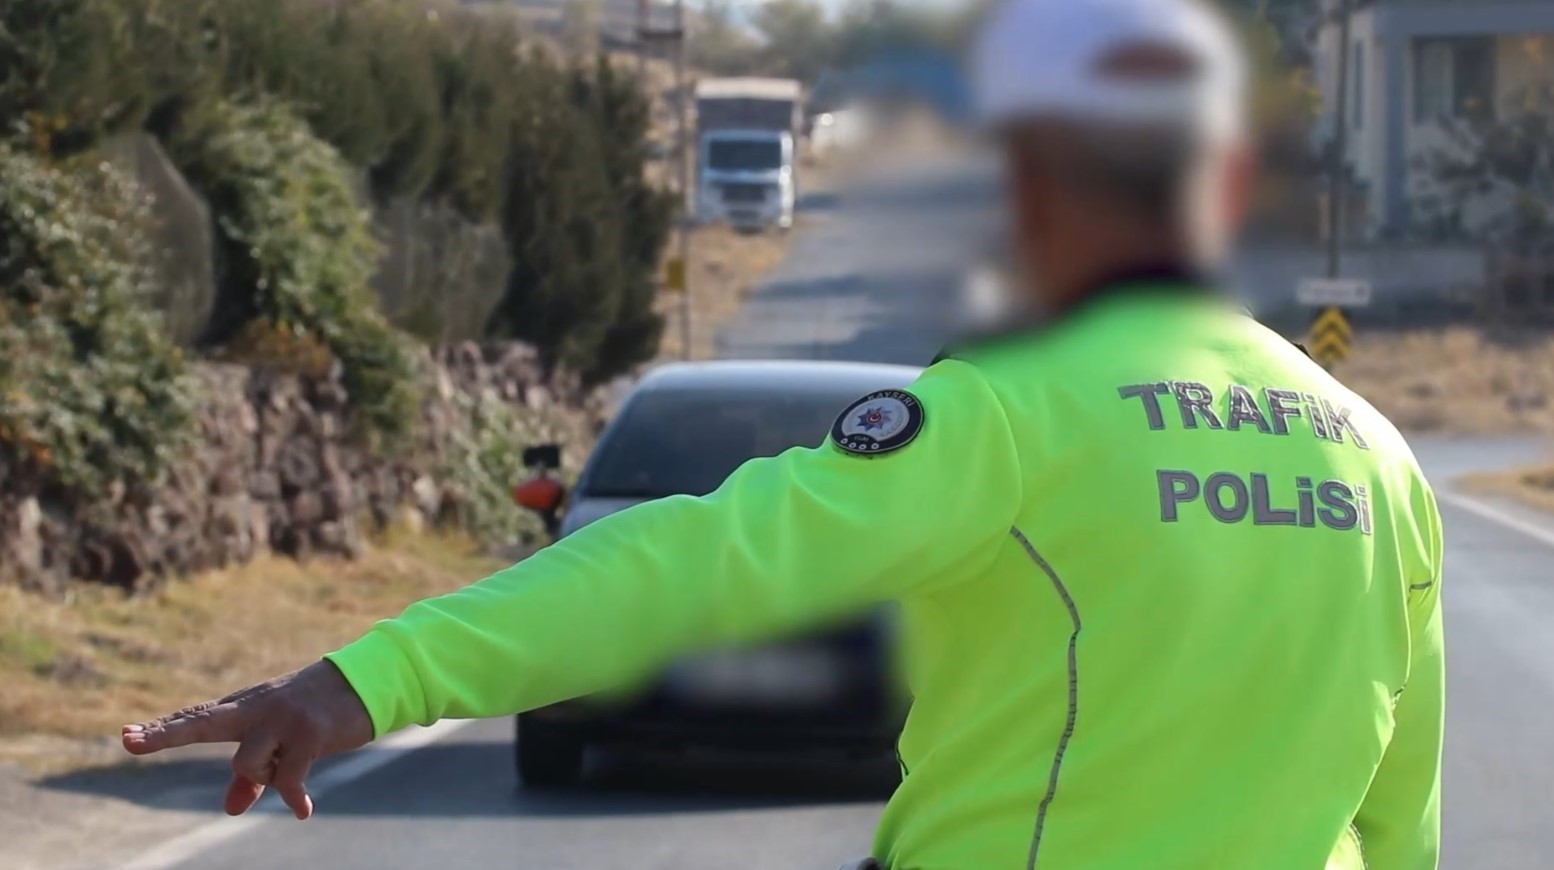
[0,531,503,870]
[1341,328,1554,434]
[654,225,790,362]
[1339,327,1554,511]
[1458,466,1554,513]
[0,531,497,774]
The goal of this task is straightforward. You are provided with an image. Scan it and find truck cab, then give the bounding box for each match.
[693,77,803,234]
[697,129,795,232]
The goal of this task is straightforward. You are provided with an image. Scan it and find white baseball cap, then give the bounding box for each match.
[971,0,1250,140]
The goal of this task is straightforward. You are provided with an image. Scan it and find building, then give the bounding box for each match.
[1315,0,1554,237]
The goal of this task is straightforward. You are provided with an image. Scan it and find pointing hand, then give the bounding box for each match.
[122,660,374,820]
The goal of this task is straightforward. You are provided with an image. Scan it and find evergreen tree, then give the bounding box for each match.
[490,62,626,377]
[590,57,675,380]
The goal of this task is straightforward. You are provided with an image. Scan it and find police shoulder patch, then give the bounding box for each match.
[830,389,925,457]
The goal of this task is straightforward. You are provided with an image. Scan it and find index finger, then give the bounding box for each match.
[122,700,245,755]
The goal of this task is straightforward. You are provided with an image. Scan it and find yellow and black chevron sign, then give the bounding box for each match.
[1308,307,1352,368]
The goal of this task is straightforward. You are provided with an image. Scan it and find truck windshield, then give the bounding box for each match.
[707,139,783,172]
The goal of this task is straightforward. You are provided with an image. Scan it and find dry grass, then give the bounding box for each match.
[1338,328,1554,434]
[654,224,789,362]
[0,531,500,769]
[1458,465,1554,514]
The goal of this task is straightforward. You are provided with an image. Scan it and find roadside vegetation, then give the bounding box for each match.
[1341,329,1554,515]
[1460,466,1554,514]
[0,0,674,486]
[0,528,499,771]
[658,224,793,362]
[1342,329,1554,434]
[0,0,679,761]
[0,0,802,762]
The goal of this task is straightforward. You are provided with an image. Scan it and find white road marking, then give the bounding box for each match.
[116,719,479,870]
[1438,489,1554,551]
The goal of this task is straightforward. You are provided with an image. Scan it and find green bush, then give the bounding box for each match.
[493,66,627,376]
[169,100,419,447]
[587,59,677,380]
[204,0,531,218]
[489,58,673,382]
[425,16,528,222]
[360,4,446,201]
[4,0,676,394]
[4,0,521,215]
[0,0,149,154]
[0,146,196,497]
[439,389,551,547]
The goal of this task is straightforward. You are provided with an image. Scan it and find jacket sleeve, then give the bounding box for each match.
[1352,476,1446,869]
[324,360,1023,738]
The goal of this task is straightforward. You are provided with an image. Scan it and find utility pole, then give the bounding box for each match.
[642,0,692,359]
[673,0,692,360]
[1326,0,1353,280]
[636,0,648,75]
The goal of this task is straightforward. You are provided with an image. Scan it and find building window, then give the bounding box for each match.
[1414,36,1496,123]
[1352,41,1365,130]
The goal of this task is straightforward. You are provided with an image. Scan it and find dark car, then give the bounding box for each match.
[510,359,922,788]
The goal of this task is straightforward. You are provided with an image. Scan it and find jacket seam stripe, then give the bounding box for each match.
[1010,525,1081,870]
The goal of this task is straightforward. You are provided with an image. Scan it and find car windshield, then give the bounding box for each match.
[707,139,783,172]
[582,388,852,499]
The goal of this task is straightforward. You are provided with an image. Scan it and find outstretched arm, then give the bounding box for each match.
[121,360,1022,818]
[325,361,1022,735]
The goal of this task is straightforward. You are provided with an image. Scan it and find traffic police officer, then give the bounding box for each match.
[124,0,1446,867]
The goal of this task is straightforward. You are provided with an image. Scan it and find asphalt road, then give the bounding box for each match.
[714,155,1000,366]
[98,159,1554,870]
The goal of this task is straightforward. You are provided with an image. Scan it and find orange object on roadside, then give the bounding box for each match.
[512,477,565,513]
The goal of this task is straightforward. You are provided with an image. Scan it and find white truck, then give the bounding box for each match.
[694,77,802,233]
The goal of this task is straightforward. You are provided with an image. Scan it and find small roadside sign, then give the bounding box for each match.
[1308,307,1352,369]
[1296,277,1372,308]
[664,257,686,294]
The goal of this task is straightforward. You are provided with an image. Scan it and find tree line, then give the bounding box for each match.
[0,0,673,507]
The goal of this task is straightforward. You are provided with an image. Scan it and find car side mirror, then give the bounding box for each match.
[513,477,567,515]
[522,444,562,471]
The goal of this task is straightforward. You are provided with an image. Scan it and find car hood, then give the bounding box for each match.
[558,496,651,538]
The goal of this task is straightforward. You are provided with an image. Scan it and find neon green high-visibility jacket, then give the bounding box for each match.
[327,277,1444,870]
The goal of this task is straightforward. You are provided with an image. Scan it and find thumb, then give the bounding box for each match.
[123,700,245,755]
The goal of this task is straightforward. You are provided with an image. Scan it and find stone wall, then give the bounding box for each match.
[0,342,607,595]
